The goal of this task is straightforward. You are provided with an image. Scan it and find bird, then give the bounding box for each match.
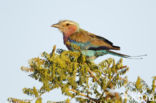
[51,20,145,60]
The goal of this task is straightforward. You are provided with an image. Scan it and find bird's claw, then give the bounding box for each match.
[56,48,65,54]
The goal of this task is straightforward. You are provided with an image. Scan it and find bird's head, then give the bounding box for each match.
[51,20,80,36]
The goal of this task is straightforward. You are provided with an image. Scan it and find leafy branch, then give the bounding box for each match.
[8,45,156,103]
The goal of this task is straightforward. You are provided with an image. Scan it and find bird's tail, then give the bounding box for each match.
[112,45,120,50]
[107,50,147,59]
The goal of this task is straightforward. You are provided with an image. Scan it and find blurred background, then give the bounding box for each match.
[0,0,156,102]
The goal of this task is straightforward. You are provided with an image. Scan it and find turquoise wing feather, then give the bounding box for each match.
[68,39,108,51]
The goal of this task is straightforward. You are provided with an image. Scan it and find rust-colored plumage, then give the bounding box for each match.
[69,29,120,50]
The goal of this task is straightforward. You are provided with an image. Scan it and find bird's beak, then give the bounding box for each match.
[51,23,60,28]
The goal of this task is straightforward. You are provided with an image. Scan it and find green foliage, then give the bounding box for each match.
[8,46,156,103]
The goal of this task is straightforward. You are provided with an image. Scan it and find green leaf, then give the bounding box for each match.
[35,97,42,103]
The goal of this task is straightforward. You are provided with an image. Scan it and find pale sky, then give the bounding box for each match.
[0,0,156,102]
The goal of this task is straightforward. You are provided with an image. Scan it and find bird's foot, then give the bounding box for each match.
[56,48,66,54]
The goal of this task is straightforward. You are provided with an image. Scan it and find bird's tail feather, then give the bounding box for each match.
[107,50,147,59]
[112,46,120,50]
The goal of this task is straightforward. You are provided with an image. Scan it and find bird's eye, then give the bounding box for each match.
[66,23,70,26]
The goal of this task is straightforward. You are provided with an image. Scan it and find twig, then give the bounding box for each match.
[68,88,99,102]
[87,68,100,83]
[50,45,56,57]
[68,88,88,97]
[118,66,127,70]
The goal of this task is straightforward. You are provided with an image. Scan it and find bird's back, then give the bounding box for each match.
[68,29,120,50]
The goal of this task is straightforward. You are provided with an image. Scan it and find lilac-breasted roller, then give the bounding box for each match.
[51,20,145,60]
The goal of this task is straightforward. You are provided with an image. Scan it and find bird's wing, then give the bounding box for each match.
[69,29,120,50]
